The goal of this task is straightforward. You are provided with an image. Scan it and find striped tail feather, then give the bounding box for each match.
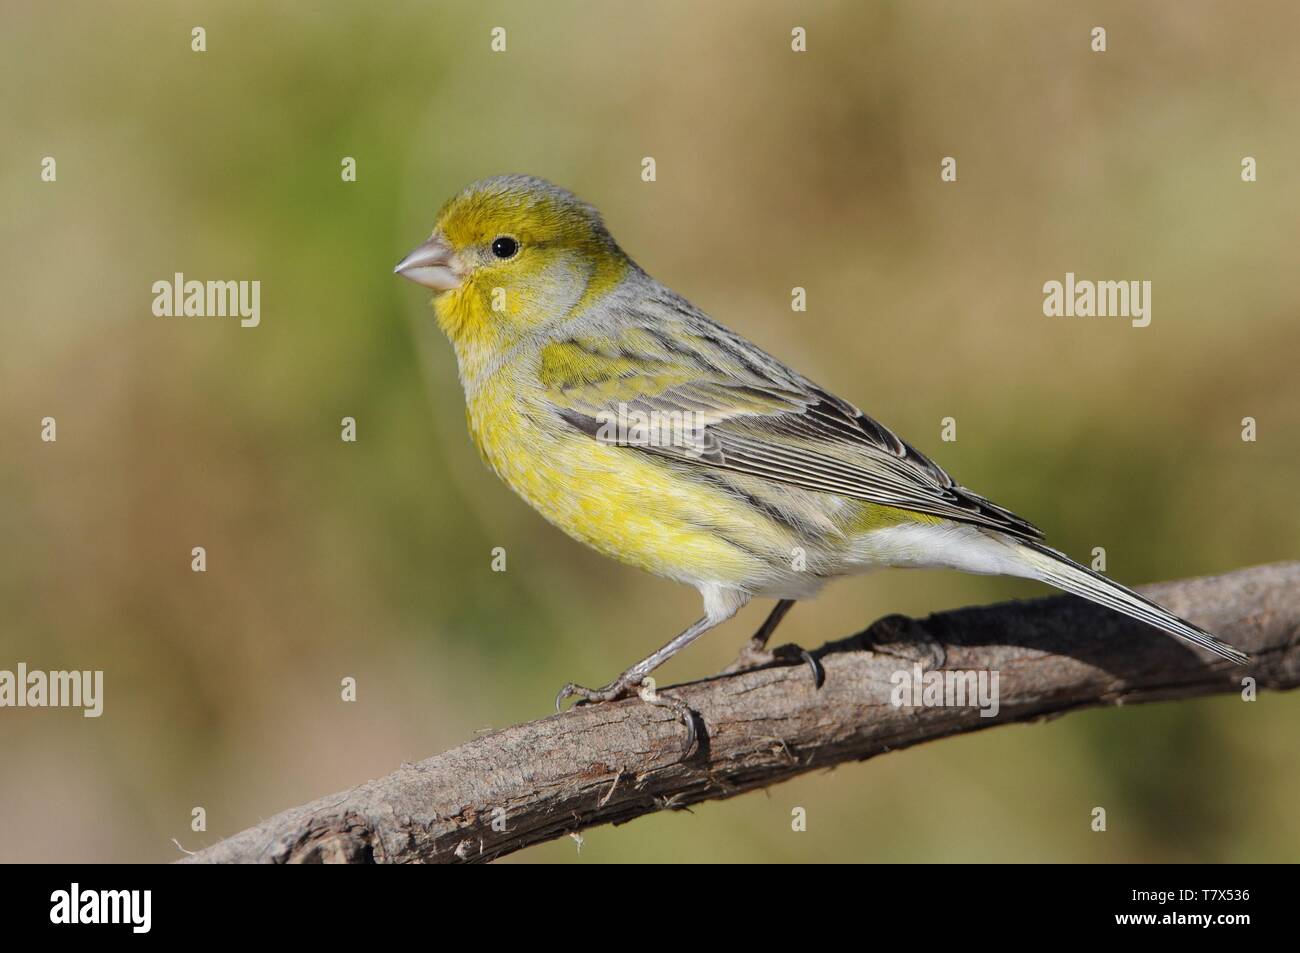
[1018,542,1250,665]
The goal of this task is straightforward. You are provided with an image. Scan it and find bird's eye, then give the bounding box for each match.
[491,236,519,260]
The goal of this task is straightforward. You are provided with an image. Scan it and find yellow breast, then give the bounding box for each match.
[464,378,777,587]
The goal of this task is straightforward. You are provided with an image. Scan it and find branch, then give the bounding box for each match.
[182,561,1299,863]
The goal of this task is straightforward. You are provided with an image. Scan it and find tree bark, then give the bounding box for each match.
[181,561,1299,864]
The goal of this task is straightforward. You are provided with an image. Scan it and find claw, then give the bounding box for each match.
[799,649,825,689]
[638,679,697,755]
[728,640,824,690]
[555,680,618,712]
[554,676,697,756]
[678,706,697,754]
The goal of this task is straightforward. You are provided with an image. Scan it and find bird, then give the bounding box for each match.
[394,174,1249,738]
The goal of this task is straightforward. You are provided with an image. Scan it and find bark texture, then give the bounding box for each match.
[182,561,1299,864]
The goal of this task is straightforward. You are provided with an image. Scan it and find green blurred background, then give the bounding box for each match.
[2,0,1297,863]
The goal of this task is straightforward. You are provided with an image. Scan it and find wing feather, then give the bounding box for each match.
[542,288,1044,541]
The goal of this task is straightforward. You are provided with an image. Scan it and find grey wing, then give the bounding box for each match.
[709,384,1045,540]
[550,286,1045,542]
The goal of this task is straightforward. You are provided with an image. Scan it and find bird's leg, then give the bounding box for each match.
[725,599,796,670]
[723,599,823,686]
[555,615,723,754]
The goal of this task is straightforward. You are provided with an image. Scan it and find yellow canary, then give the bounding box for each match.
[395,175,1247,730]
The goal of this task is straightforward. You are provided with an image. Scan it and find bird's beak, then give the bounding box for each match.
[393,234,462,291]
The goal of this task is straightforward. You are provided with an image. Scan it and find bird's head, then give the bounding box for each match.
[395,175,629,349]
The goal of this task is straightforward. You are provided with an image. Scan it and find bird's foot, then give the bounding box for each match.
[555,675,697,755]
[723,638,824,688]
[722,637,776,674]
[554,674,638,709]
[861,614,946,671]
